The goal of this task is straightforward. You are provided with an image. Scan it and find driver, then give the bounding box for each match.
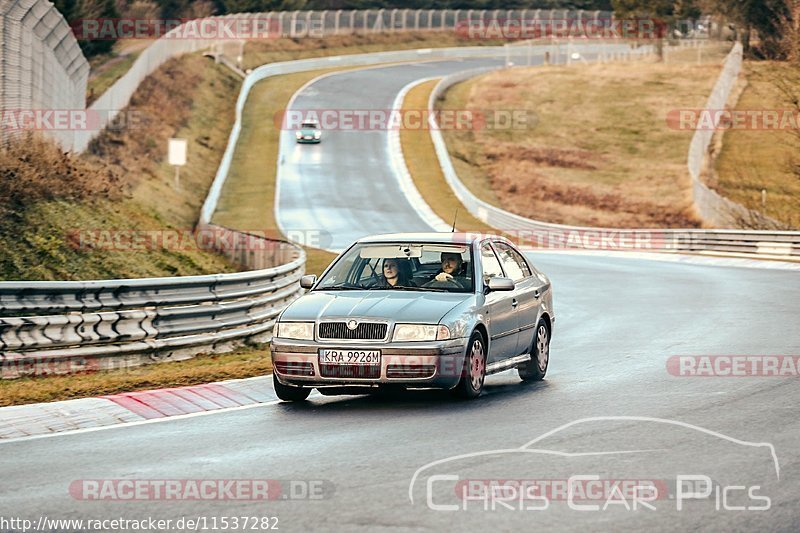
[429,252,468,288]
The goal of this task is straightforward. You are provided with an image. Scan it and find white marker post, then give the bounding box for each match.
[168,138,187,190]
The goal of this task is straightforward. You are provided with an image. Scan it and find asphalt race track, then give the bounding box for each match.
[276,57,506,251]
[3,55,800,532]
[2,253,799,531]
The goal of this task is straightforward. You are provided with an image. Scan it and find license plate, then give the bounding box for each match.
[319,349,381,365]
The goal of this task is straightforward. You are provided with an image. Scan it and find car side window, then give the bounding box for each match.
[494,242,532,282]
[480,243,504,281]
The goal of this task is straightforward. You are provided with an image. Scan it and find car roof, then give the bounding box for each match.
[356,232,508,246]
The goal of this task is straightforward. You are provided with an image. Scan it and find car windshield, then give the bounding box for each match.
[301,122,318,129]
[316,242,474,293]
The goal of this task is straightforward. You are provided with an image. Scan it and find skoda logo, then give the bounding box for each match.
[346,320,359,330]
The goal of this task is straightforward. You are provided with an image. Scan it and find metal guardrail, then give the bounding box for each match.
[0,225,304,378]
[426,57,800,258]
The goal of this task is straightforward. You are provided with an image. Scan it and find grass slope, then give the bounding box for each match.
[439,44,732,228]
[714,61,800,228]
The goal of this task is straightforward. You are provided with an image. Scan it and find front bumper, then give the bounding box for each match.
[271,338,467,390]
[296,137,320,143]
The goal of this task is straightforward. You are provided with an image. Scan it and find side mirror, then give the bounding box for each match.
[300,274,317,289]
[486,277,515,292]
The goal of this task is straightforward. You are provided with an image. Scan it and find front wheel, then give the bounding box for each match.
[518,318,549,382]
[273,374,311,401]
[452,332,486,399]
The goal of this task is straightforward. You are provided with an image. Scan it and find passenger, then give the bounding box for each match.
[375,258,416,288]
[428,252,468,288]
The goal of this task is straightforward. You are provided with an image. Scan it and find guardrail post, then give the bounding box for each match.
[362,10,370,34]
[390,9,397,31]
[414,9,421,31]
[376,9,384,33]
[291,11,300,37]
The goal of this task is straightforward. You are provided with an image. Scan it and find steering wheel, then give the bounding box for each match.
[424,279,461,290]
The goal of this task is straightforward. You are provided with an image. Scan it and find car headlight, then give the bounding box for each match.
[276,321,314,340]
[392,324,451,342]
[295,131,302,139]
[313,131,321,139]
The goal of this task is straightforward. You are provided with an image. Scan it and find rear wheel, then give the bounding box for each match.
[273,374,311,401]
[452,331,486,399]
[518,318,549,382]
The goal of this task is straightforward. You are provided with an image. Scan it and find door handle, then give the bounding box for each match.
[511,298,519,308]
[534,289,541,299]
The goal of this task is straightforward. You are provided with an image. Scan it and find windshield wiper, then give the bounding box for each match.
[319,284,365,291]
[389,286,449,292]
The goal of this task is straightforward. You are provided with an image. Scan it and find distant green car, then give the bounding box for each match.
[295,120,321,143]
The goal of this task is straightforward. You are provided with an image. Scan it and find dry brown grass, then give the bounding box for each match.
[0,346,272,407]
[714,61,800,228]
[0,135,120,221]
[440,47,734,228]
[87,54,242,230]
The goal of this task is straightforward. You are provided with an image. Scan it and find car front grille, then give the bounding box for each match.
[319,364,381,379]
[318,322,387,341]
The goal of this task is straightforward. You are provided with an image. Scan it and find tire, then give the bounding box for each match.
[452,331,487,399]
[273,374,311,401]
[518,318,550,382]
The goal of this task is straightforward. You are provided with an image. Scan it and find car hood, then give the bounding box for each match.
[280,290,473,324]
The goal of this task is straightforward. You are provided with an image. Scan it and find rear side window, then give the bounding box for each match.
[493,242,532,282]
[480,243,504,280]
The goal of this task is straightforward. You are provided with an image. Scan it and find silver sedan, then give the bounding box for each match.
[270,232,554,401]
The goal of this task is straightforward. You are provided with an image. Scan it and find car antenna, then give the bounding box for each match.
[451,208,459,233]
